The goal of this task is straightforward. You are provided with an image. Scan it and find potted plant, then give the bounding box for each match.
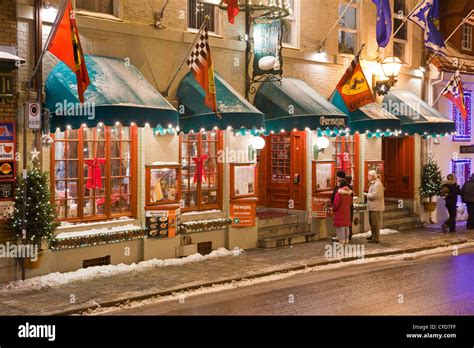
[9,167,59,269]
[420,156,443,212]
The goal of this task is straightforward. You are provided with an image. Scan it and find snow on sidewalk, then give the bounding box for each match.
[0,247,244,294]
[352,229,399,239]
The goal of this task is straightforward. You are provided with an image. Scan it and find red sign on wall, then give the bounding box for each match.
[230,203,256,227]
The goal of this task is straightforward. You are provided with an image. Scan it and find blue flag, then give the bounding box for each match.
[408,0,446,55]
[373,0,392,48]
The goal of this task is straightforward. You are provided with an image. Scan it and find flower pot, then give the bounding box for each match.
[423,201,437,212]
[24,250,44,270]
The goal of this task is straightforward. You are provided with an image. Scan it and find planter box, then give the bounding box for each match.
[176,244,197,258]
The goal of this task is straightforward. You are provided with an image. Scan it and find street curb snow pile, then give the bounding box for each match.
[0,247,244,293]
[353,229,399,239]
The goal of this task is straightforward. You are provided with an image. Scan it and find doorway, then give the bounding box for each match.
[257,131,307,210]
[382,136,415,199]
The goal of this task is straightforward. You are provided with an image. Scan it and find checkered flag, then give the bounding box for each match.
[442,70,467,119]
[187,26,220,118]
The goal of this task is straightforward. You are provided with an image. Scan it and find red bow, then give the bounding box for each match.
[337,152,350,172]
[85,158,105,189]
[193,154,209,184]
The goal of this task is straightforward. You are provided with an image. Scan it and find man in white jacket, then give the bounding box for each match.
[364,170,385,243]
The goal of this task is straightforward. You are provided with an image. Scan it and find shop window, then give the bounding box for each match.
[452,159,471,187]
[333,134,359,191]
[453,92,471,142]
[270,134,291,183]
[180,131,223,212]
[462,25,473,51]
[282,0,300,48]
[76,0,118,16]
[188,0,218,34]
[52,124,137,221]
[338,0,359,55]
[393,0,410,63]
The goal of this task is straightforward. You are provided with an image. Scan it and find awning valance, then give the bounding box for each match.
[331,92,401,135]
[177,72,265,133]
[254,78,347,132]
[45,55,179,132]
[382,89,455,135]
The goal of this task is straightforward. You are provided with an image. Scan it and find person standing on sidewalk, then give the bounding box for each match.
[441,174,461,233]
[461,173,474,230]
[331,170,346,205]
[364,170,385,244]
[332,180,353,245]
[345,175,355,240]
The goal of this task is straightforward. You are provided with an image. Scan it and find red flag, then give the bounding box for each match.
[47,0,90,103]
[335,53,375,112]
[442,70,467,120]
[223,0,240,24]
[187,26,220,118]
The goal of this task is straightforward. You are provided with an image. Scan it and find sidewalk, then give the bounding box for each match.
[1,225,473,316]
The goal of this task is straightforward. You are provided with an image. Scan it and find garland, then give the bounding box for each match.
[49,229,146,250]
[179,219,232,234]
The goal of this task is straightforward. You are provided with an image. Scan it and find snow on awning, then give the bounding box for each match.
[177,72,265,133]
[45,55,179,132]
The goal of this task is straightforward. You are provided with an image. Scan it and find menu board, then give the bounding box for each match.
[231,202,256,228]
[313,161,335,194]
[0,122,15,219]
[234,165,256,197]
[146,208,180,239]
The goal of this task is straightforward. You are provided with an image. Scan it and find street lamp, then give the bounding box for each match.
[374,56,402,96]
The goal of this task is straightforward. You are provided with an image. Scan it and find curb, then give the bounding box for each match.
[47,238,474,316]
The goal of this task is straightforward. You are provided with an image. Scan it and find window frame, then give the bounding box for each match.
[338,0,360,56]
[74,0,122,19]
[462,24,473,51]
[187,0,222,36]
[51,124,138,222]
[282,0,300,49]
[179,131,224,213]
[392,0,412,64]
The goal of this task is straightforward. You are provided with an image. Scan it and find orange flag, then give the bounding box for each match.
[336,54,375,112]
[187,26,220,118]
[48,0,90,103]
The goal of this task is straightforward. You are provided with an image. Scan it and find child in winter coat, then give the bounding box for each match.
[332,180,353,244]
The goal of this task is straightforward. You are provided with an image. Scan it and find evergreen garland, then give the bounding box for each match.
[420,155,443,201]
[9,167,60,248]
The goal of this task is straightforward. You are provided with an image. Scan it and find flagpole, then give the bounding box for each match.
[427,10,474,64]
[161,16,210,97]
[432,62,465,106]
[28,0,68,88]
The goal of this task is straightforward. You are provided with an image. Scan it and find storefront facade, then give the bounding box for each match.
[1,0,449,282]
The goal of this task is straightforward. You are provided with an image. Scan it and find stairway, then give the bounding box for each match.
[257,209,314,248]
[383,201,425,231]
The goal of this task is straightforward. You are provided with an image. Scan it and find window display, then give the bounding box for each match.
[230,163,258,199]
[145,164,181,206]
[312,160,335,194]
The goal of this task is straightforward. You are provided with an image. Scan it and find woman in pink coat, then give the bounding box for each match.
[332,180,353,244]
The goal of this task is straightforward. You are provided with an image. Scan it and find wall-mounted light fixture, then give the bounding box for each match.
[374,56,402,96]
[314,136,330,159]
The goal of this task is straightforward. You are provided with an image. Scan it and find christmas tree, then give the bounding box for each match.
[9,167,59,248]
[420,155,443,202]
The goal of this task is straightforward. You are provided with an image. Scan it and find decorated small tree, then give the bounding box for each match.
[420,155,443,211]
[9,167,59,251]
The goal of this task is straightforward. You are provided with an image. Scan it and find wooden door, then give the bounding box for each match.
[262,132,306,210]
[382,136,414,199]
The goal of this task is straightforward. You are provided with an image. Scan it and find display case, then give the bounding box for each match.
[230,163,258,199]
[364,160,384,191]
[312,160,335,195]
[145,164,181,207]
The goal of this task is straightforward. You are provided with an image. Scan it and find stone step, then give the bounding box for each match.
[258,231,318,249]
[384,215,420,226]
[384,220,426,231]
[258,223,310,239]
[257,214,301,229]
[383,209,413,219]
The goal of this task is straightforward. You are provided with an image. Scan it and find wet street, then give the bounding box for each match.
[109,247,474,316]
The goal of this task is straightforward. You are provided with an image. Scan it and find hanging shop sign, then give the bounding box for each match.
[146,208,180,239]
[0,122,15,216]
[252,19,283,78]
[312,196,332,218]
[230,202,256,227]
[27,102,41,130]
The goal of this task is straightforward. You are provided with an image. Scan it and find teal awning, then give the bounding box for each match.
[331,92,401,134]
[177,72,265,132]
[254,78,347,132]
[383,90,455,135]
[45,55,179,132]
